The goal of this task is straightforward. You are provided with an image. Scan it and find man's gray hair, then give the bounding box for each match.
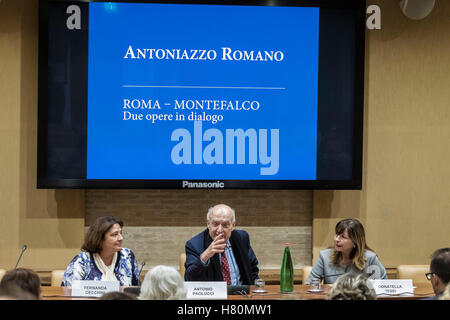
[328,273,376,300]
[206,204,236,223]
[139,265,187,300]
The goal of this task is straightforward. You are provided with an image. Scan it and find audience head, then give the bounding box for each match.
[331,218,372,270]
[100,291,138,300]
[0,268,41,299]
[428,247,450,296]
[206,204,236,241]
[328,273,376,300]
[82,215,124,254]
[139,265,186,300]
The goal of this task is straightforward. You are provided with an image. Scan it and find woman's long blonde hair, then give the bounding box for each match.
[330,218,374,271]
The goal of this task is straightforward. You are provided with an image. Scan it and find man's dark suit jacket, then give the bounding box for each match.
[184,229,259,285]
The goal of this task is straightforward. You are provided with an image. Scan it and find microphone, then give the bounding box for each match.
[15,245,28,269]
[227,285,250,295]
[366,265,381,279]
[124,261,145,296]
[138,261,146,278]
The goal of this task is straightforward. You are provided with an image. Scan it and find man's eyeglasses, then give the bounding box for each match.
[425,272,435,280]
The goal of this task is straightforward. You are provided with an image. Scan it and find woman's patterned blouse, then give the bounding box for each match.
[61,248,140,287]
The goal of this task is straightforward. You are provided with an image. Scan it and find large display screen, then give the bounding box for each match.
[38,0,365,189]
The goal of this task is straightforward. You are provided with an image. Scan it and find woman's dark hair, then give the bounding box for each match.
[0,268,41,299]
[82,216,123,253]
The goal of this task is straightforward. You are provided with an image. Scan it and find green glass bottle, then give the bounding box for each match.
[280,243,294,293]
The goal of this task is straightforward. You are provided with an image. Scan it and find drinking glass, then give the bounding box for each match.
[309,278,322,292]
[253,278,267,293]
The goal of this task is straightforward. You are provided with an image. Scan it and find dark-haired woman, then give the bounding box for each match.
[305,218,387,284]
[62,216,140,286]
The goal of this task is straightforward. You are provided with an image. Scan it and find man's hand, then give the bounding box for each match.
[200,234,226,263]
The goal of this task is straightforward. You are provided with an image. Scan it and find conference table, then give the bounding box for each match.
[41,283,435,300]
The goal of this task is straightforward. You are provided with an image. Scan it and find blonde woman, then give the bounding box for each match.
[305,218,387,284]
[139,265,186,300]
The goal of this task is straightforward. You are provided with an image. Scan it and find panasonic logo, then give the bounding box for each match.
[182,181,225,189]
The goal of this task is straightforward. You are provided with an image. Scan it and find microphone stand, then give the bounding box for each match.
[15,245,28,269]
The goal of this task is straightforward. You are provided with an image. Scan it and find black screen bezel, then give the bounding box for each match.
[37,0,366,189]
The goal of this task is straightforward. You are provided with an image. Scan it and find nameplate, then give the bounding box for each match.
[370,279,414,297]
[72,280,120,298]
[185,281,227,300]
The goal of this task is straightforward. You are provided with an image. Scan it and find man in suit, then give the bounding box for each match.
[184,204,259,285]
[424,248,450,300]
